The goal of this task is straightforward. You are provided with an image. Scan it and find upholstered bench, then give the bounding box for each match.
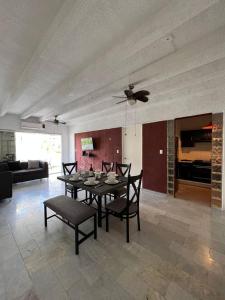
[43,195,97,254]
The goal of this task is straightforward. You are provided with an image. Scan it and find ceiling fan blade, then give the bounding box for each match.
[141,90,150,95]
[112,96,127,98]
[137,96,149,103]
[133,90,150,98]
[116,99,128,104]
[59,121,66,125]
[46,120,54,123]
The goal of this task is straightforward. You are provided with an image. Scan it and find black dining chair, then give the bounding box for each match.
[105,170,143,243]
[101,161,114,205]
[62,162,78,198]
[62,162,90,202]
[116,162,131,177]
[108,163,131,200]
[102,161,114,173]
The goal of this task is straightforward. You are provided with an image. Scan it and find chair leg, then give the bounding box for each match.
[94,214,97,239]
[105,194,109,207]
[89,193,93,205]
[106,209,109,232]
[75,225,79,255]
[44,205,47,227]
[137,211,140,231]
[126,216,129,243]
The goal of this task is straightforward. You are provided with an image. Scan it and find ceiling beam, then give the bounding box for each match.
[68,86,225,134]
[62,71,225,125]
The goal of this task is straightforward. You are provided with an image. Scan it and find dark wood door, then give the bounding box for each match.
[142,121,167,193]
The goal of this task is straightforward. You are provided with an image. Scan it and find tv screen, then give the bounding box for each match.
[81,137,94,151]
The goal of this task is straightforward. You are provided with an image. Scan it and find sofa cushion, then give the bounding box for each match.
[0,162,9,172]
[12,168,46,183]
[20,162,28,170]
[13,168,43,175]
[8,161,21,171]
[28,160,40,169]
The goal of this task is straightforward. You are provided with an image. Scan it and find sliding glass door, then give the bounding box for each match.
[15,132,62,174]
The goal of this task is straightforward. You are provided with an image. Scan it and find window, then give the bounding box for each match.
[15,132,62,174]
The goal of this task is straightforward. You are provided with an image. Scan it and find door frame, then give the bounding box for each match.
[173,113,215,206]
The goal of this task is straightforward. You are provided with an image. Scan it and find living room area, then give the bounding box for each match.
[0,118,68,201]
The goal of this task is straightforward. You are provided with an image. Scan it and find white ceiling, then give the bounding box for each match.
[0,0,225,129]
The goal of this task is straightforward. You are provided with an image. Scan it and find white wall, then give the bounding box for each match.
[0,114,69,164]
[122,125,142,176]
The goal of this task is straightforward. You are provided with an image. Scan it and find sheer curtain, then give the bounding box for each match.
[15,132,62,174]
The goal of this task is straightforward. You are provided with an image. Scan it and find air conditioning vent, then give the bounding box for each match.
[21,121,44,130]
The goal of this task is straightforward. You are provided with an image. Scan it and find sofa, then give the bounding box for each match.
[0,171,12,200]
[0,160,48,200]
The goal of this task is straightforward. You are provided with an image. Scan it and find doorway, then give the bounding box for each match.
[15,132,62,174]
[174,114,212,206]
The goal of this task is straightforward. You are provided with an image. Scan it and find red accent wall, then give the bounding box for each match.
[142,121,167,193]
[74,128,122,170]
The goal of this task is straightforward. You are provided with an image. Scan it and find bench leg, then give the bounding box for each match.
[75,225,79,255]
[94,214,97,239]
[44,205,47,227]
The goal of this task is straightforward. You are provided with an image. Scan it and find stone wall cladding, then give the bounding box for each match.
[211,113,223,208]
[167,120,175,195]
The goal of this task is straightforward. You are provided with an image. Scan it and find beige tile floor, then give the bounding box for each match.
[1,175,225,299]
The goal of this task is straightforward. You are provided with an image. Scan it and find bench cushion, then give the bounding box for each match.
[44,195,96,226]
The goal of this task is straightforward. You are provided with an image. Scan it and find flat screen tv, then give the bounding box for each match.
[81,137,94,151]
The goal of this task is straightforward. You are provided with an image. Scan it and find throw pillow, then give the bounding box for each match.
[28,160,40,169]
[20,162,28,170]
[8,161,21,171]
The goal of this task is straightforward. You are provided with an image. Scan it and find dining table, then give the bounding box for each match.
[57,173,127,227]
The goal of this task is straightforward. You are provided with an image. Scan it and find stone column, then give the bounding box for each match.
[167,120,175,195]
[211,113,223,208]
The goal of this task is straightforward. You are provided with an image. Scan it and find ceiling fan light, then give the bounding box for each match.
[128,99,136,105]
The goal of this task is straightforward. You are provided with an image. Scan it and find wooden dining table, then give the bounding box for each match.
[57,174,127,227]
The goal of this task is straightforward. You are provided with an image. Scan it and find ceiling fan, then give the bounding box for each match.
[46,115,66,125]
[113,84,150,105]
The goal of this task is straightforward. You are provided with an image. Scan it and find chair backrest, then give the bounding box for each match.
[116,162,131,177]
[102,161,114,173]
[125,170,143,212]
[62,162,78,175]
